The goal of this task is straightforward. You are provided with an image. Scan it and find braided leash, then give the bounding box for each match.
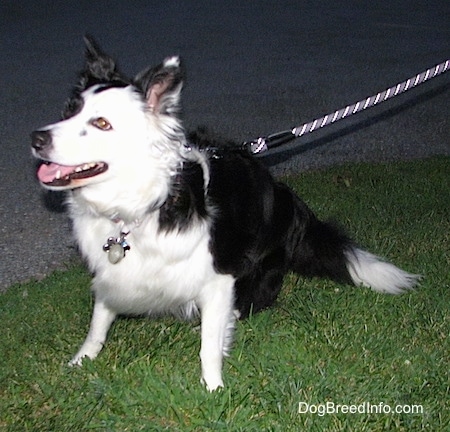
[244,59,450,155]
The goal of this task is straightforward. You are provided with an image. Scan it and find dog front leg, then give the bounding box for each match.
[199,275,235,392]
[69,300,116,366]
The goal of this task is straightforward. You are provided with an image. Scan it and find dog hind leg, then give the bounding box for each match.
[234,265,286,318]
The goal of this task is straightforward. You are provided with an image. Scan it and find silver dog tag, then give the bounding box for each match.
[107,243,125,264]
[103,234,130,264]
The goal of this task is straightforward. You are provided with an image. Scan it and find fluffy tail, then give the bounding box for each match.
[290,216,420,294]
[344,247,420,294]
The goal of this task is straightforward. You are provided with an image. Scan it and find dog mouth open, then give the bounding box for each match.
[37,161,108,188]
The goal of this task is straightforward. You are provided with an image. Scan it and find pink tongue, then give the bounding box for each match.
[37,163,76,183]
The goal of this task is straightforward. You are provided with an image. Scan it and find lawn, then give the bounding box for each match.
[1,157,449,431]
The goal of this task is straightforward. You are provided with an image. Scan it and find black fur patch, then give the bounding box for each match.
[62,94,85,120]
[183,131,354,317]
[62,81,130,120]
[158,161,208,232]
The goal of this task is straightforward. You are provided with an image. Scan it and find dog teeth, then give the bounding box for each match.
[74,163,97,173]
[55,169,62,179]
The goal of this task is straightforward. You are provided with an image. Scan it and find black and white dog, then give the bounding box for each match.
[31,37,418,391]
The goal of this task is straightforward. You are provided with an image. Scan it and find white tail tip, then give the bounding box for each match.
[345,248,420,294]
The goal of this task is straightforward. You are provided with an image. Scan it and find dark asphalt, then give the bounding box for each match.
[1,1,449,290]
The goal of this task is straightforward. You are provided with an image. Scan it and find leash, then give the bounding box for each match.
[243,59,450,155]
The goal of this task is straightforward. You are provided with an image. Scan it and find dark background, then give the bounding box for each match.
[1,0,449,289]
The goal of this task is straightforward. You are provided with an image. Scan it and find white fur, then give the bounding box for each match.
[345,247,420,294]
[39,84,234,391]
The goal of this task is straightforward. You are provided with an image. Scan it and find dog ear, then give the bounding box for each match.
[134,56,184,115]
[61,36,129,119]
[78,35,128,90]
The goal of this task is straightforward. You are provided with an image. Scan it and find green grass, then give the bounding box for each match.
[1,157,449,431]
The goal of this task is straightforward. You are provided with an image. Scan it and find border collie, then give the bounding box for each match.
[31,37,419,391]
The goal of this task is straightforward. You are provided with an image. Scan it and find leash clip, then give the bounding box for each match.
[243,130,296,155]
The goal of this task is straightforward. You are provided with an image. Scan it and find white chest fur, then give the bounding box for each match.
[71,210,217,316]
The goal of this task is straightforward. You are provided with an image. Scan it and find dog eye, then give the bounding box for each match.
[91,117,112,131]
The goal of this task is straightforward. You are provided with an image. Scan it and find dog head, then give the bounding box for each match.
[31,36,185,194]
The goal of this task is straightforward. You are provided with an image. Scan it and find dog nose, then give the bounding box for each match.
[31,130,52,151]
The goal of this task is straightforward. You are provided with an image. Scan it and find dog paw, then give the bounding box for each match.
[68,350,96,367]
[68,355,85,367]
[68,340,103,367]
[201,376,224,392]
